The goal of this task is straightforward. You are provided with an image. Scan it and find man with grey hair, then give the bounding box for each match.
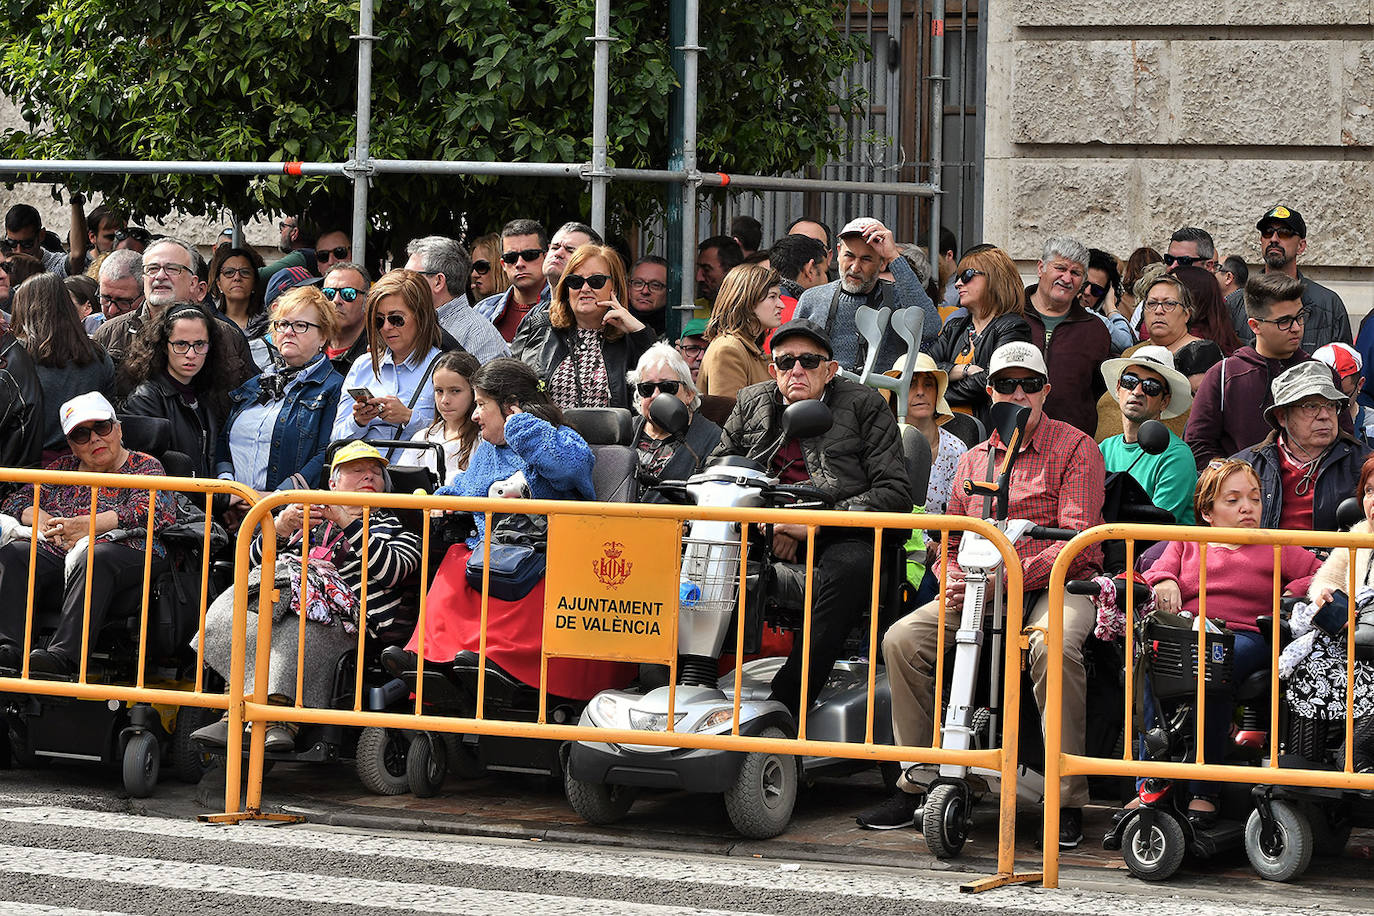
[1164,226,1218,272]
[96,248,145,320]
[626,342,722,495]
[1025,235,1110,436]
[405,236,510,364]
[544,221,602,289]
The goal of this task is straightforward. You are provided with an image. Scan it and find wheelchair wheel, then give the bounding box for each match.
[406,732,448,798]
[564,768,638,825]
[1120,812,1186,881]
[1303,800,1353,857]
[355,726,410,795]
[922,783,970,859]
[170,707,217,783]
[7,726,39,769]
[724,727,797,839]
[442,733,485,780]
[122,731,160,798]
[1246,799,1313,882]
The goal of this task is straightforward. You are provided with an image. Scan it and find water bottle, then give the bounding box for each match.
[679,580,701,609]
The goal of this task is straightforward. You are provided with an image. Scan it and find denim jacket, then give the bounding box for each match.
[215,355,345,490]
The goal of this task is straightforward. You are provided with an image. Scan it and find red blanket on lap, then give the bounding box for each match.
[406,544,635,701]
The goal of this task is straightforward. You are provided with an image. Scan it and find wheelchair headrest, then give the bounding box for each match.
[119,415,172,457]
[564,407,633,446]
[590,444,638,502]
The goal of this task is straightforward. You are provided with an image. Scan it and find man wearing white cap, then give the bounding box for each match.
[1314,342,1371,446]
[1098,346,1199,524]
[863,341,1104,848]
[791,217,939,374]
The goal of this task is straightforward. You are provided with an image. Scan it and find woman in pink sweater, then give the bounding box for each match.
[1142,458,1321,822]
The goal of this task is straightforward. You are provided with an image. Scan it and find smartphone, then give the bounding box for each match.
[348,387,374,402]
[1313,590,1350,637]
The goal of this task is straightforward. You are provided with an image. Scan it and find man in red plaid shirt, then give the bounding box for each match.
[859,341,1105,849]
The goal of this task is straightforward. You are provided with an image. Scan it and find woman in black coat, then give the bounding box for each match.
[627,342,723,497]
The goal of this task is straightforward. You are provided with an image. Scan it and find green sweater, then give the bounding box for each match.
[1099,432,1198,525]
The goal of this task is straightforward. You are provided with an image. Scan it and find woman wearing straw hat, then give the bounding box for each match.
[885,352,967,516]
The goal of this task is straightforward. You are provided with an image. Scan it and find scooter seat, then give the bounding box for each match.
[451,651,580,712]
[1234,668,1272,702]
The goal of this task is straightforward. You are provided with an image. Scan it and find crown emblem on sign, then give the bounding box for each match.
[593,541,632,588]
[604,541,624,558]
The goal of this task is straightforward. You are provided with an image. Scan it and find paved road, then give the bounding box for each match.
[0,793,1370,916]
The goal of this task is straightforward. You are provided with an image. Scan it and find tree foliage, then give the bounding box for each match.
[0,0,866,243]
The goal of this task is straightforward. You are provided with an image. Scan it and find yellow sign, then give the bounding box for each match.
[543,514,680,664]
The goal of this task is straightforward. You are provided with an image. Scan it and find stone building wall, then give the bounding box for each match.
[982,0,1373,316]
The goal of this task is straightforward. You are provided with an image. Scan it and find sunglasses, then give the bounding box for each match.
[323,286,361,302]
[470,259,491,275]
[67,418,115,444]
[2,236,38,252]
[1253,308,1309,331]
[564,273,612,291]
[1164,254,1202,267]
[772,353,827,371]
[501,248,545,265]
[0,260,12,273]
[990,375,1047,395]
[1260,227,1298,241]
[375,313,407,329]
[1084,281,1109,298]
[315,246,349,262]
[113,228,152,245]
[1118,372,1166,397]
[955,268,985,285]
[635,380,681,397]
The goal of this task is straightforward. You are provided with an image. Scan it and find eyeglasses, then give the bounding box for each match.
[1290,399,1341,417]
[143,262,193,278]
[168,339,210,355]
[772,353,827,371]
[0,260,12,273]
[631,278,667,293]
[113,228,151,245]
[1260,227,1298,241]
[218,266,254,279]
[676,343,706,356]
[323,286,361,302]
[278,220,297,231]
[470,259,491,275]
[67,418,115,445]
[1164,254,1202,267]
[270,318,321,335]
[98,293,141,311]
[1144,298,1184,312]
[564,273,611,291]
[1118,372,1166,397]
[375,313,407,329]
[1252,308,1309,331]
[501,248,545,265]
[990,375,1047,395]
[315,246,349,262]
[636,380,681,397]
[1084,281,1109,299]
[955,268,985,285]
[1,236,38,252]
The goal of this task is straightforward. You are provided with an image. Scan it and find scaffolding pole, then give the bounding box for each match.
[350,0,376,259]
[588,0,612,237]
[0,160,348,176]
[677,0,702,320]
[928,0,946,279]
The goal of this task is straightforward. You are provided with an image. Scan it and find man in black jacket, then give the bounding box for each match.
[711,319,911,719]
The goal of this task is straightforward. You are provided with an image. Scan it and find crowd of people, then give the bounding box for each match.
[0,199,1371,848]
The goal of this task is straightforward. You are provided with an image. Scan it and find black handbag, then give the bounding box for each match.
[464,512,548,601]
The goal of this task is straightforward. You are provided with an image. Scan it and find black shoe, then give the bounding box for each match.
[0,643,20,672]
[1187,798,1219,830]
[1059,807,1083,849]
[856,789,924,830]
[380,645,417,678]
[27,648,74,679]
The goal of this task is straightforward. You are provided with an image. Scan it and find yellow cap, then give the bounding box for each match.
[330,440,389,472]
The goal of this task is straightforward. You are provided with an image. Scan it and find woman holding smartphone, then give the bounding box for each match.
[513,245,655,410]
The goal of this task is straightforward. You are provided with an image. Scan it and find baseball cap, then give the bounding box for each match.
[265,265,322,309]
[837,218,873,240]
[987,341,1048,379]
[769,318,833,358]
[679,318,708,340]
[1313,342,1362,379]
[60,391,118,436]
[330,440,389,472]
[1256,205,1307,239]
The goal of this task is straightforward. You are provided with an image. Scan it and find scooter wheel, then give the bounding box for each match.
[122,731,160,799]
[922,783,969,859]
[355,726,410,796]
[1120,812,1186,881]
[724,727,798,839]
[564,768,638,825]
[1246,798,1313,882]
[406,731,448,798]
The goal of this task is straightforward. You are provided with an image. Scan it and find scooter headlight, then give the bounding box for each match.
[593,694,621,725]
[628,709,687,732]
[692,707,736,733]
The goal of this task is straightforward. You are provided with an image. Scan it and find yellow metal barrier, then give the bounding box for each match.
[1042,522,1374,887]
[217,488,1034,886]
[0,468,258,746]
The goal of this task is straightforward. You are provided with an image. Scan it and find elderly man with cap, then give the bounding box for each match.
[0,392,176,677]
[791,218,939,374]
[194,440,423,751]
[676,318,709,384]
[1098,345,1198,524]
[862,341,1105,848]
[1234,361,1369,532]
[1226,205,1352,352]
[711,318,911,721]
[1314,342,1372,446]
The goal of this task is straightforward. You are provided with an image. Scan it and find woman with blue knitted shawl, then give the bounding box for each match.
[401,358,633,698]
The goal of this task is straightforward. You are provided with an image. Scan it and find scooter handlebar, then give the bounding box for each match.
[769,483,836,508]
[1066,580,1100,596]
[1026,525,1078,541]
